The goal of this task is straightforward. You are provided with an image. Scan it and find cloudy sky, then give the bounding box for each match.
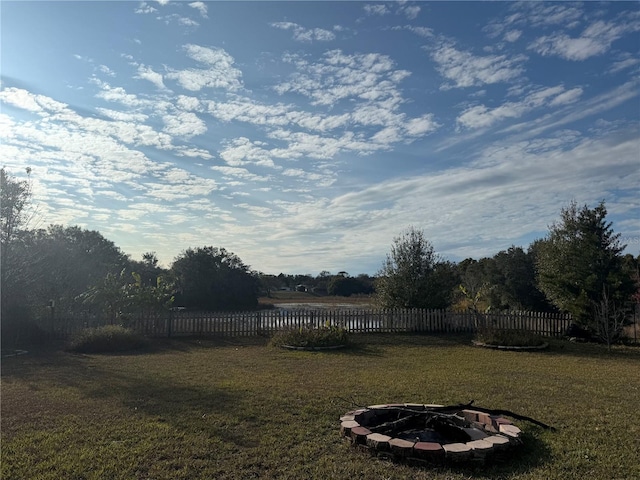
[1,1,639,275]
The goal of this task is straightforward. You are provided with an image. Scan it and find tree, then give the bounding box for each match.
[24,225,130,316]
[129,251,166,287]
[535,201,634,331]
[491,246,554,311]
[375,227,456,309]
[171,246,258,311]
[327,274,374,297]
[1,168,34,340]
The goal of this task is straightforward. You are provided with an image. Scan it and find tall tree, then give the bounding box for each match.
[492,246,553,311]
[25,225,130,316]
[171,246,258,311]
[535,201,633,329]
[1,168,34,338]
[376,227,456,309]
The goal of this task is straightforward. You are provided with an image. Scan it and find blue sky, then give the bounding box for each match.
[1,1,639,275]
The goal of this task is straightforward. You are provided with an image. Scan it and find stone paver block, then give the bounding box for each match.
[388,438,416,456]
[366,433,392,450]
[413,442,445,462]
[498,424,522,438]
[467,439,493,451]
[340,420,359,437]
[443,442,473,461]
[484,435,511,451]
[350,426,372,444]
[491,415,513,429]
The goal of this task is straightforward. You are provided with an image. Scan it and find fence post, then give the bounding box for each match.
[167,310,173,338]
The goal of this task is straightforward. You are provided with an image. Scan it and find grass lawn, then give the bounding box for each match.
[258,291,374,307]
[2,334,639,480]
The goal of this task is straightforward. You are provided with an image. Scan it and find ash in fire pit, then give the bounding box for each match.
[340,402,536,465]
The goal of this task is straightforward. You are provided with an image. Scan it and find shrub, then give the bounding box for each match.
[66,325,148,353]
[475,329,546,347]
[269,323,349,348]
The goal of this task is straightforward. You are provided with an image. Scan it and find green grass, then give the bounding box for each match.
[2,334,639,480]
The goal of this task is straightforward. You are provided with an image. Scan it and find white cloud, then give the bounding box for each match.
[211,165,271,183]
[135,65,167,90]
[529,19,640,61]
[485,3,584,38]
[98,65,116,77]
[404,114,440,136]
[456,85,578,130]
[363,4,389,16]
[609,56,640,74]
[503,30,522,42]
[501,80,639,140]
[162,111,207,138]
[0,87,47,113]
[391,25,433,38]
[429,43,526,89]
[92,79,145,107]
[271,22,335,42]
[264,130,639,270]
[176,95,201,111]
[274,49,403,106]
[219,137,278,168]
[135,2,157,14]
[188,1,208,18]
[549,87,583,106]
[401,5,420,20]
[95,108,148,123]
[166,44,243,91]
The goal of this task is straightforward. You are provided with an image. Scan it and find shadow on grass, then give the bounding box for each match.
[358,429,552,478]
[145,335,270,353]
[534,338,640,361]
[85,370,258,448]
[1,347,258,449]
[453,429,552,478]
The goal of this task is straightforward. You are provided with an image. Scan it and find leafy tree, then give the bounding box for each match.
[492,246,554,311]
[257,272,280,297]
[129,251,166,287]
[171,246,258,311]
[24,225,130,316]
[535,201,634,330]
[327,274,374,297]
[127,271,174,319]
[375,227,456,309]
[80,269,132,324]
[1,168,35,340]
[455,258,494,311]
[80,269,174,325]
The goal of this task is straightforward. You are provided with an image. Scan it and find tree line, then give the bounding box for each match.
[2,168,638,345]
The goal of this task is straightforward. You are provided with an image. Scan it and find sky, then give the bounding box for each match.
[1,1,639,275]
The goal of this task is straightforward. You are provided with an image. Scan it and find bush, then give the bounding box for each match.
[66,325,148,353]
[269,323,349,349]
[475,329,546,347]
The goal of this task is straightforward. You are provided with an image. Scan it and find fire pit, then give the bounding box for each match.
[340,403,527,465]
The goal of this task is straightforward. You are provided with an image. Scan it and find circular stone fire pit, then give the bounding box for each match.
[340,403,523,465]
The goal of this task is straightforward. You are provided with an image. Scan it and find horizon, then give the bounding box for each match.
[2,1,639,275]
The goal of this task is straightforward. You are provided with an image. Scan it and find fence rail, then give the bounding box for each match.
[52,308,573,339]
